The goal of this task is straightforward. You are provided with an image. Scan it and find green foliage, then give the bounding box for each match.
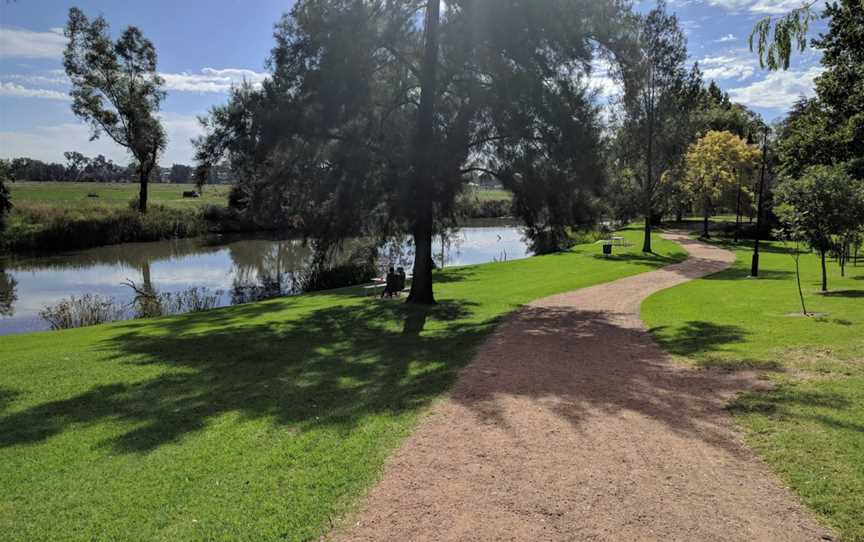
[643,240,864,541]
[774,165,864,290]
[0,161,12,229]
[615,0,703,250]
[0,227,684,541]
[63,8,167,212]
[682,130,760,235]
[749,2,817,70]
[196,0,632,281]
[0,204,209,253]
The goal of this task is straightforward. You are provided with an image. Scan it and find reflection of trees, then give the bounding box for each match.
[229,239,313,304]
[3,237,225,272]
[0,268,17,317]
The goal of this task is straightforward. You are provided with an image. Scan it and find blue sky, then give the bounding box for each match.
[1,0,826,165]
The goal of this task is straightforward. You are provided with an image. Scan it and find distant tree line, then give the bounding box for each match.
[0,155,230,185]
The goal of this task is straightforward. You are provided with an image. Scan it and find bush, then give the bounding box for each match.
[300,261,378,293]
[39,294,126,330]
[0,203,209,252]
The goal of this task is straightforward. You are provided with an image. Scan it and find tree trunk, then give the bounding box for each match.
[794,252,808,316]
[138,168,149,213]
[407,0,441,305]
[734,173,742,243]
[820,249,828,292]
[642,213,652,253]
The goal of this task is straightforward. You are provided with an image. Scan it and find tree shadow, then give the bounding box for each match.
[445,307,790,456]
[0,298,487,454]
[649,321,750,357]
[818,290,864,298]
[729,389,863,433]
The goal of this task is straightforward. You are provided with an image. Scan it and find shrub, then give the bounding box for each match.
[299,261,378,292]
[0,204,208,252]
[39,294,126,330]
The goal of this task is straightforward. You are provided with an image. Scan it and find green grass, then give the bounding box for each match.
[0,226,684,541]
[642,240,864,541]
[473,188,512,203]
[9,181,231,210]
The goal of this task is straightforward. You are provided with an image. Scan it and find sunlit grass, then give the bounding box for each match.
[643,240,864,541]
[0,226,684,541]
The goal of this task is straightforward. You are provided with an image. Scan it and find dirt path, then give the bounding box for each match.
[333,232,831,541]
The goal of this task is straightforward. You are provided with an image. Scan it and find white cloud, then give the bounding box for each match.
[706,0,808,14]
[0,27,67,59]
[0,114,204,164]
[727,66,822,108]
[5,71,69,86]
[699,54,757,81]
[160,67,268,93]
[715,34,737,43]
[0,82,70,100]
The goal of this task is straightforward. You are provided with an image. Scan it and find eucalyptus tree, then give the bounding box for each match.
[63,8,166,213]
[196,0,630,304]
[615,0,702,253]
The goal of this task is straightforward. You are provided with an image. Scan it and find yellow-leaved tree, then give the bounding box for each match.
[683,130,761,237]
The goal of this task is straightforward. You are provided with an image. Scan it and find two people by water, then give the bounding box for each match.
[381,266,407,298]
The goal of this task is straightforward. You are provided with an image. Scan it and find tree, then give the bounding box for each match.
[682,130,760,237]
[63,7,167,213]
[0,160,13,230]
[169,164,193,184]
[774,165,864,291]
[617,0,702,252]
[63,151,90,182]
[196,0,626,303]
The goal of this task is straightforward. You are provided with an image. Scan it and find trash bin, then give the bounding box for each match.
[602,243,613,256]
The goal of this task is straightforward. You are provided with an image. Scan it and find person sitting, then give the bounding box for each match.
[396,267,406,293]
[381,267,398,298]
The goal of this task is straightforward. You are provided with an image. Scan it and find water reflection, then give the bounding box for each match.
[0,221,529,335]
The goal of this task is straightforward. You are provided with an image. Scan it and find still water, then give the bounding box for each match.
[0,222,530,336]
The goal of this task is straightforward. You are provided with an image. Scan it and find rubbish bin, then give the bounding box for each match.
[602,243,613,256]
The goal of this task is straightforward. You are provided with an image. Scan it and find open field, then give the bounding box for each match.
[643,240,864,541]
[8,181,231,210]
[0,227,684,541]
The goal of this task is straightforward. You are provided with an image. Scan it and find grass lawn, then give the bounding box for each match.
[472,188,512,202]
[0,227,685,541]
[642,239,864,541]
[8,181,231,210]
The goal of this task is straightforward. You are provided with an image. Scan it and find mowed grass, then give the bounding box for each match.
[0,227,685,541]
[9,181,231,210]
[642,240,864,541]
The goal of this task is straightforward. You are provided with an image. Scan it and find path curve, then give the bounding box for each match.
[333,232,830,541]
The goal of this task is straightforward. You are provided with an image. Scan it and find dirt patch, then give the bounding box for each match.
[331,233,831,542]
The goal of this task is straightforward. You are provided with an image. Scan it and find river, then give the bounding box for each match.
[0,222,531,335]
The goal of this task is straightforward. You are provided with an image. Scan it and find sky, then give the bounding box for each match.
[0,0,827,166]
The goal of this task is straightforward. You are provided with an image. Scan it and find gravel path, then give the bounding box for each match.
[333,232,831,541]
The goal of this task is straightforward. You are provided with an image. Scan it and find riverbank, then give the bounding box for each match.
[1,182,516,253]
[0,226,685,541]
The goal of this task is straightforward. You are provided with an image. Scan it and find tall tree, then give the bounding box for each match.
[682,130,760,237]
[197,0,625,303]
[63,151,90,182]
[63,8,166,213]
[617,0,702,252]
[408,0,442,304]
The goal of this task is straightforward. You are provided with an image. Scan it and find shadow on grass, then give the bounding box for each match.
[818,290,864,298]
[649,321,750,357]
[0,298,493,454]
[729,389,864,433]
